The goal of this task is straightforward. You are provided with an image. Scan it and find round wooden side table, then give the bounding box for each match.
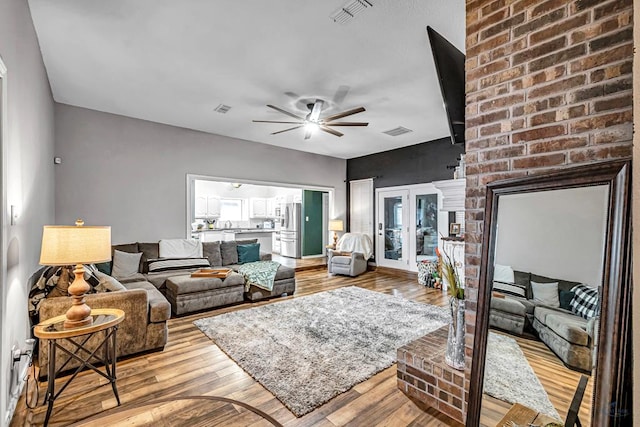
[34,308,125,426]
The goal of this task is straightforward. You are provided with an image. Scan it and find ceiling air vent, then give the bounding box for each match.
[383,126,413,137]
[329,0,373,24]
[214,104,232,114]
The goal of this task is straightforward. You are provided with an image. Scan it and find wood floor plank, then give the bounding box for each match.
[11,268,594,426]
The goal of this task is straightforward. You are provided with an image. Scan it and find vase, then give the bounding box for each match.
[445,297,465,370]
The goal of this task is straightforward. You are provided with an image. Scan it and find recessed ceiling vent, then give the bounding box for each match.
[329,0,373,24]
[383,126,413,137]
[214,104,232,114]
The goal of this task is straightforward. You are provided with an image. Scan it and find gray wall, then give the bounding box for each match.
[494,186,608,285]
[54,104,347,244]
[0,0,55,423]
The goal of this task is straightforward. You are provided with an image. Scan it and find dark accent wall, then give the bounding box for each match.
[302,190,324,256]
[347,137,465,188]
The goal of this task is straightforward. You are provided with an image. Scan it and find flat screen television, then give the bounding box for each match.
[427,26,465,145]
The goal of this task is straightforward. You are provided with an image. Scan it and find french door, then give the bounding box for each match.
[376,190,409,269]
[376,184,447,271]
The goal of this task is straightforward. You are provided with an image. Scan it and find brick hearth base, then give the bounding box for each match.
[397,326,467,423]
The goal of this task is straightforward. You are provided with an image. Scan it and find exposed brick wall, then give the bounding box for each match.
[464,0,633,395]
[397,326,466,423]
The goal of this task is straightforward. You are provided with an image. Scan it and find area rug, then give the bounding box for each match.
[485,332,561,420]
[194,286,449,417]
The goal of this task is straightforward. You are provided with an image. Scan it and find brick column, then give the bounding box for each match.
[464,0,633,402]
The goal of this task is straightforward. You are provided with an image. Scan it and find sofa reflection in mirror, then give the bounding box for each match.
[488,186,607,374]
[466,160,632,427]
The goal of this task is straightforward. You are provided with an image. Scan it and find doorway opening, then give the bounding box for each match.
[186,174,334,259]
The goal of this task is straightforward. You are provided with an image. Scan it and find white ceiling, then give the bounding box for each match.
[28,0,465,159]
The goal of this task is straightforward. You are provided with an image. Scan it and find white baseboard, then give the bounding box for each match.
[5,362,29,426]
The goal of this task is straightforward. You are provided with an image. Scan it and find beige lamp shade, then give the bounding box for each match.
[40,225,112,265]
[328,220,344,232]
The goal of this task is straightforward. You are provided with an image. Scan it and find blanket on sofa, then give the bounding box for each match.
[238,261,280,292]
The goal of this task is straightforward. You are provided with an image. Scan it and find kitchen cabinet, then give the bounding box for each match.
[250,198,267,218]
[195,196,221,218]
[266,198,276,218]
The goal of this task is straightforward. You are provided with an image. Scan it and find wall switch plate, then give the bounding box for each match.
[306,216,309,221]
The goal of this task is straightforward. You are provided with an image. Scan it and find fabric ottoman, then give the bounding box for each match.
[165,273,245,315]
[244,265,296,301]
[489,295,527,335]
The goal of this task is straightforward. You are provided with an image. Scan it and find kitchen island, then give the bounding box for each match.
[223,229,274,253]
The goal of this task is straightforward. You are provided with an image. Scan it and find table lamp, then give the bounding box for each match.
[328,220,344,247]
[40,220,111,328]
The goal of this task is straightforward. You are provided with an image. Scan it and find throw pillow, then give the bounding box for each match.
[559,290,575,311]
[138,242,160,272]
[95,262,112,276]
[237,243,261,264]
[95,271,127,292]
[112,250,143,279]
[203,242,222,266]
[493,264,515,283]
[146,257,210,273]
[530,280,560,308]
[83,264,101,291]
[44,266,73,298]
[220,241,238,265]
[492,281,527,298]
[514,271,532,299]
[570,284,599,319]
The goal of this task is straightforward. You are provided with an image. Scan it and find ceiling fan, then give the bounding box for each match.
[253,99,368,139]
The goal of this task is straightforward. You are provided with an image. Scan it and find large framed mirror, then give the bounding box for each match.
[467,159,632,427]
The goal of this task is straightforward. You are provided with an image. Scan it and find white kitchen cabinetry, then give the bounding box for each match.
[207,197,221,217]
[195,196,221,218]
[250,198,267,218]
[266,198,277,218]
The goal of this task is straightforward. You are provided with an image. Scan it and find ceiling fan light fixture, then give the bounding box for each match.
[304,121,319,132]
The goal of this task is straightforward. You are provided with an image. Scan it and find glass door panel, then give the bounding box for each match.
[376,190,408,269]
[416,194,438,262]
[384,196,403,260]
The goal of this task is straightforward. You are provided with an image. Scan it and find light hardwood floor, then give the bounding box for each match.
[11,268,591,426]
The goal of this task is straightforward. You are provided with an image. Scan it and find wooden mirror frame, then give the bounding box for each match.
[466,159,632,426]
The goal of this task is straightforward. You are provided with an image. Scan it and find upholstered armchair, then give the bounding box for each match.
[328,250,367,277]
[327,233,372,277]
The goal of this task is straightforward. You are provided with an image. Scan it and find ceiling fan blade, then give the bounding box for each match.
[332,85,350,105]
[324,122,369,126]
[253,120,304,124]
[319,126,343,137]
[322,106,366,122]
[271,125,303,135]
[309,99,324,122]
[267,105,306,121]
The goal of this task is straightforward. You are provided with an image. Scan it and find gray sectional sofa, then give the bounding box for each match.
[110,239,296,314]
[35,239,296,375]
[490,271,598,373]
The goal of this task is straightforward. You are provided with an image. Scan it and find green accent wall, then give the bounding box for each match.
[302,190,325,256]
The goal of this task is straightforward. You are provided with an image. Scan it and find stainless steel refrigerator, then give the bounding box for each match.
[281,202,301,258]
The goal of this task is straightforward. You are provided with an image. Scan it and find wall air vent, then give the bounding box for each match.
[329,0,373,24]
[214,104,232,114]
[383,126,413,137]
